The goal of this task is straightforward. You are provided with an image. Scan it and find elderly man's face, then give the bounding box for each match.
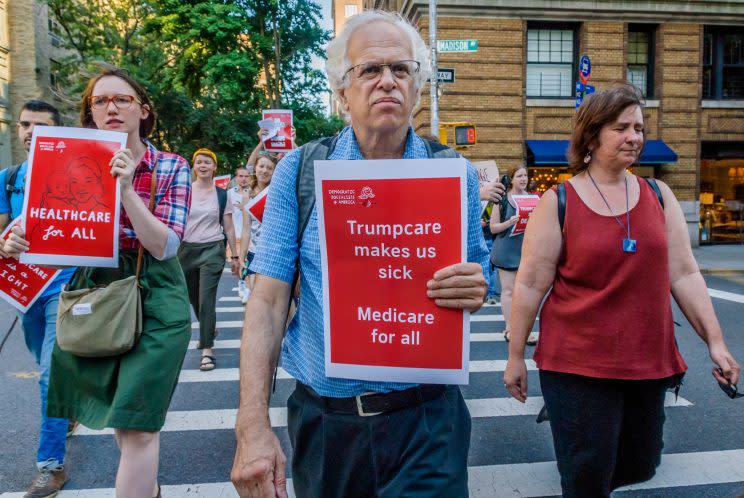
[339,21,416,135]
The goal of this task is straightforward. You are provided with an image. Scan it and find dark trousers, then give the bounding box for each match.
[177,240,225,349]
[539,370,671,498]
[287,383,471,498]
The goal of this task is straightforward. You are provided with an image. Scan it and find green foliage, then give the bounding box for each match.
[48,0,343,173]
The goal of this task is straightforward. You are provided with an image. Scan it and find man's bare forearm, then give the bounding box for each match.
[237,279,291,424]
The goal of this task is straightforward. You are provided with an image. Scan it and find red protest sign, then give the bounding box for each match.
[261,110,293,153]
[245,188,269,223]
[510,194,540,237]
[0,219,61,312]
[214,175,231,189]
[20,127,126,267]
[315,158,469,385]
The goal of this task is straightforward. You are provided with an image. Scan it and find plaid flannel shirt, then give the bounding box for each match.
[120,141,191,249]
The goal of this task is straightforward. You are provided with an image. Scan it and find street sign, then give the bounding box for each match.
[455,125,477,146]
[434,68,456,84]
[437,40,478,53]
[579,55,591,84]
[575,81,595,108]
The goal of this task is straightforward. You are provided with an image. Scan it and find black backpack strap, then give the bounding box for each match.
[643,177,664,209]
[296,135,338,245]
[4,164,22,195]
[556,183,567,232]
[216,186,227,222]
[423,138,459,159]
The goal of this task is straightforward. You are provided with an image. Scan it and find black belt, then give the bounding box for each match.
[298,383,447,417]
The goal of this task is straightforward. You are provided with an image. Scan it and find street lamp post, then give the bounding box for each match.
[429,0,439,140]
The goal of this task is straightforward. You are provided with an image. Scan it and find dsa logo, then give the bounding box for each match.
[358,186,375,207]
[55,141,66,153]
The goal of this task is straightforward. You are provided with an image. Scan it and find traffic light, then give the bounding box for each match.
[455,125,476,146]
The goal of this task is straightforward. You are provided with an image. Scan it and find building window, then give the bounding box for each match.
[704,27,744,100]
[527,27,575,98]
[344,4,358,18]
[627,27,654,98]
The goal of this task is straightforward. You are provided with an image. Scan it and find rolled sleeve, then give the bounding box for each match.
[249,149,302,283]
[466,163,490,279]
[155,157,191,241]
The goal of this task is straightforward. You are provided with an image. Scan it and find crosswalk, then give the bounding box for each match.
[3,280,744,497]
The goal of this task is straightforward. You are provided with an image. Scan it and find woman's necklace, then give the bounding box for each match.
[587,171,636,254]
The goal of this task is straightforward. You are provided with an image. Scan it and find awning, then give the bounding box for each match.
[525,140,678,165]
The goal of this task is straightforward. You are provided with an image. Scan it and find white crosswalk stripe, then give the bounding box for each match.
[71,393,691,435]
[708,287,744,304]
[177,360,541,383]
[5,448,743,498]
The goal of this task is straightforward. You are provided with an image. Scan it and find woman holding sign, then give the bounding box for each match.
[178,148,236,372]
[5,67,192,498]
[504,83,740,497]
[239,153,276,301]
[489,165,538,345]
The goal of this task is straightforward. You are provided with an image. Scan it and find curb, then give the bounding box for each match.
[699,268,744,276]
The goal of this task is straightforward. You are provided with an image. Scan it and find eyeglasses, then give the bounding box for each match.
[90,94,141,110]
[344,60,420,81]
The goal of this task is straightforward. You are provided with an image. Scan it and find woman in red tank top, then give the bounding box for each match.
[503,84,740,498]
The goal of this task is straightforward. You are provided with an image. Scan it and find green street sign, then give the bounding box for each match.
[437,39,478,53]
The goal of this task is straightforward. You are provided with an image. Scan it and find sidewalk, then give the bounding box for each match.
[694,244,744,274]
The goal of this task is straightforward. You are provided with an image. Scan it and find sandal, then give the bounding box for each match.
[503,330,510,342]
[526,332,538,346]
[200,355,216,371]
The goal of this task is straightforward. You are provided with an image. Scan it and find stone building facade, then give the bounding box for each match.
[366,0,744,245]
[1,0,57,167]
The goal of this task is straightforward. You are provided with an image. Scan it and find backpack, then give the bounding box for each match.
[555,177,664,231]
[3,164,23,214]
[216,186,227,222]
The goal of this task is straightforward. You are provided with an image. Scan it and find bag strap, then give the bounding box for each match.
[643,177,665,209]
[5,164,22,195]
[216,186,228,223]
[556,182,567,232]
[135,165,158,281]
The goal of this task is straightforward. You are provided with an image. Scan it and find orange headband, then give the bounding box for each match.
[192,148,218,166]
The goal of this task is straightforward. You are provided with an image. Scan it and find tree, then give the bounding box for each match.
[47,0,343,172]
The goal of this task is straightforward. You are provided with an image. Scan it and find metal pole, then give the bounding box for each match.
[429,0,439,139]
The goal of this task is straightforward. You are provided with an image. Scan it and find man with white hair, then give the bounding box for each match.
[231,11,502,498]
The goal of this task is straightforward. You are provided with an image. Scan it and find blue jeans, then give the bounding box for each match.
[22,292,68,469]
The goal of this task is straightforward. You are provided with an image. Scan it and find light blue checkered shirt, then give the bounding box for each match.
[251,126,489,397]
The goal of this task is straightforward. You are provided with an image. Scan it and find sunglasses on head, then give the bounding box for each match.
[717,369,742,399]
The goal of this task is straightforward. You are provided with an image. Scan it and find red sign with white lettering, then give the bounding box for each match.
[214,175,231,189]
[0,219,61,312]
[20,127,126,267]
[510,194,540,236]
[245,188,269,223]
[315,159,470,384]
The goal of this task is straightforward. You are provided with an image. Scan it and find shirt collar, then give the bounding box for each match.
[138,140,158,171]
[344,125,423,160]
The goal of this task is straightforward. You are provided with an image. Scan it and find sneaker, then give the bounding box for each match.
[485,295,498,305]
[24,467,68,498]
[237,280,246,299]
[66,420,78,438]
[241,287,251,304]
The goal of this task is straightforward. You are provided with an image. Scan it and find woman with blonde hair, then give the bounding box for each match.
[178,147,237,371]
[239,153,276,299]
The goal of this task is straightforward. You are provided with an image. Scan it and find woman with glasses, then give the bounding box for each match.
[239,153,276,301]
[5,67,192,498]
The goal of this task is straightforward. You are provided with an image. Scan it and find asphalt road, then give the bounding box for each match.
[1,270,743,497]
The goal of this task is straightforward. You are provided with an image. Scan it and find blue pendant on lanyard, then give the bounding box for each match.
[623,238,637,253]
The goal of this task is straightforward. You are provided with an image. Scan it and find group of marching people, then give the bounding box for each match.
[0,66,280,497]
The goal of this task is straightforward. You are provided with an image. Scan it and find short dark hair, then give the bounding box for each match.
[80,66,156,138]
[567,82,645,174]
[21,100,61,126]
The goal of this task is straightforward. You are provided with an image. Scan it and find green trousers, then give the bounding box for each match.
[178,240,225,349]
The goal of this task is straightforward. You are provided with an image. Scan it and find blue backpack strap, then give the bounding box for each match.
[643,177,664,209]
[556,183,567,232]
